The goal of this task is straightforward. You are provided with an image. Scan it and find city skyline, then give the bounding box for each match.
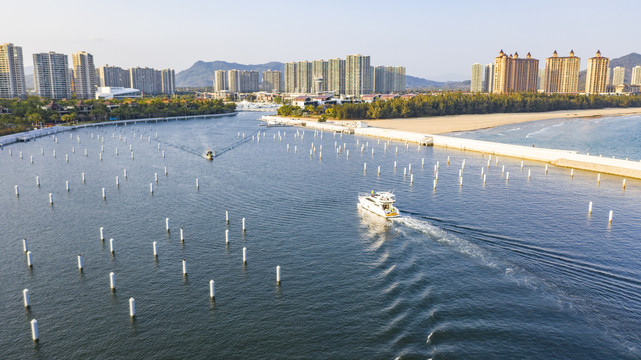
[3,0,641,81]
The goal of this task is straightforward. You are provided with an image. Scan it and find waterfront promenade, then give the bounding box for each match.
[262,115,641,180]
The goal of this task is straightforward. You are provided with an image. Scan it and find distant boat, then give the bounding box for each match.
[261,119,291,127]
[358,191,399,218]
[205,150,214,160]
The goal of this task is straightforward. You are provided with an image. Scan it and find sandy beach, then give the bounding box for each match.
[364,107,641,134]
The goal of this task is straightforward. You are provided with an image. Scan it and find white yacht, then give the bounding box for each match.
[358,191,399,219]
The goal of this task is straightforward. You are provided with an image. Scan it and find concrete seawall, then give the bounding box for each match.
[429,133,641,179]
[263,115,641,180]
[0,112,237,146]
[261,115,355,133]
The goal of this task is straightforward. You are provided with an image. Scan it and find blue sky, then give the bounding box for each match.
[4,0,640,81]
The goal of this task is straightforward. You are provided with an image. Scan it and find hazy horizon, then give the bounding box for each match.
[4,0,641,81]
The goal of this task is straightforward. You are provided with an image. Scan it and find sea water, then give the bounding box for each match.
[450,114,641,161]
[1,112,640,359]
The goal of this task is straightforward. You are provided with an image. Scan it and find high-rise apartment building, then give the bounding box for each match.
[161,69,175,95]
[611,66,625,86]
[470,63,483,92]
[374,66,406,93]
[129,67,162,95]
[346,54,372,96]
[0,43,27,99]
[246,71,259,92]
[262,70,281,92]
[228,70,240,93]
[226,70,259,93]
[492,50,539,94]
[284,63,297,93]
[214,70,228,91]
[374,66,388,93]
[585,50,609,94]
[95,71,101,93]
[67,68,75,95]
[327,58,345,95]
[98,65,130,88]
[283,55,401,96]
[33,52,71,99]
[391,66,406,92]
[296,61,312,94]
[483,63,494,93]
[99,65,172,95]
[631,66,641,86]
[72,51,96,99]
[544,50,580,93]
[312,60,328,93]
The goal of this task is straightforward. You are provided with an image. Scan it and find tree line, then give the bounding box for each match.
[278,92,641,120]
[0,96,236,136]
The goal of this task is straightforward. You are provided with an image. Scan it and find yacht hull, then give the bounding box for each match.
[358,196,399,219]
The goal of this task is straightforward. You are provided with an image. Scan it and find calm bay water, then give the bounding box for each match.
[1,112,640,359]
[450,114,641,161]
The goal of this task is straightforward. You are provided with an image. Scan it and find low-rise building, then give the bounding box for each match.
[255,92,280,102]
[361,94,380,103]
[41,101,68,113]
[293,96,313,108]
[380,94,400,101]
[95,87,142,99]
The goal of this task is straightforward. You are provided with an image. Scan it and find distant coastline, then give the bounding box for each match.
[363,107,641,135]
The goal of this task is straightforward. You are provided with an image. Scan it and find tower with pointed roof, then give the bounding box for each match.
[492,49,539,93]
[544,50,580,93]
[585,50,609,94]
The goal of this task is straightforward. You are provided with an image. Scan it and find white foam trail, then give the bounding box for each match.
[392,216,545,291]
[525,126,551,138]
[393,216,497,269]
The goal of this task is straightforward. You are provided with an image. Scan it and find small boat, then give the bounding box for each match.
[358,191,399,219]
[205,150,214,160]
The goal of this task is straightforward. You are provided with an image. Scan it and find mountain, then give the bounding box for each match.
[176,60,468,90]
[24,65,34,90]
[405,75,469,90]
[25,74,34,90]
[609,52,641,70]
[578,52,641,89]
[176,61,284,87]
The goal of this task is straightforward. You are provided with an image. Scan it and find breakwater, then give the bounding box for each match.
[0,113,237,146]
[263,115,641,180]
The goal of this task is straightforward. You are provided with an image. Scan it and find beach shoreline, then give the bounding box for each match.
[363,107,641,134]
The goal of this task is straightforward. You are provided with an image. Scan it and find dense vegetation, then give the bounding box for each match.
[278,92,641,120]
[0,96,236,136]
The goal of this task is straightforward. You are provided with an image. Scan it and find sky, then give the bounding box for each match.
[4,0,641,81]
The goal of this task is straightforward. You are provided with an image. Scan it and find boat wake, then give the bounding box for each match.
[213,130,263,158]
[391,215,547,291]
[153,129,264,159]
[393,216,498,267]
[390,214,641,357]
